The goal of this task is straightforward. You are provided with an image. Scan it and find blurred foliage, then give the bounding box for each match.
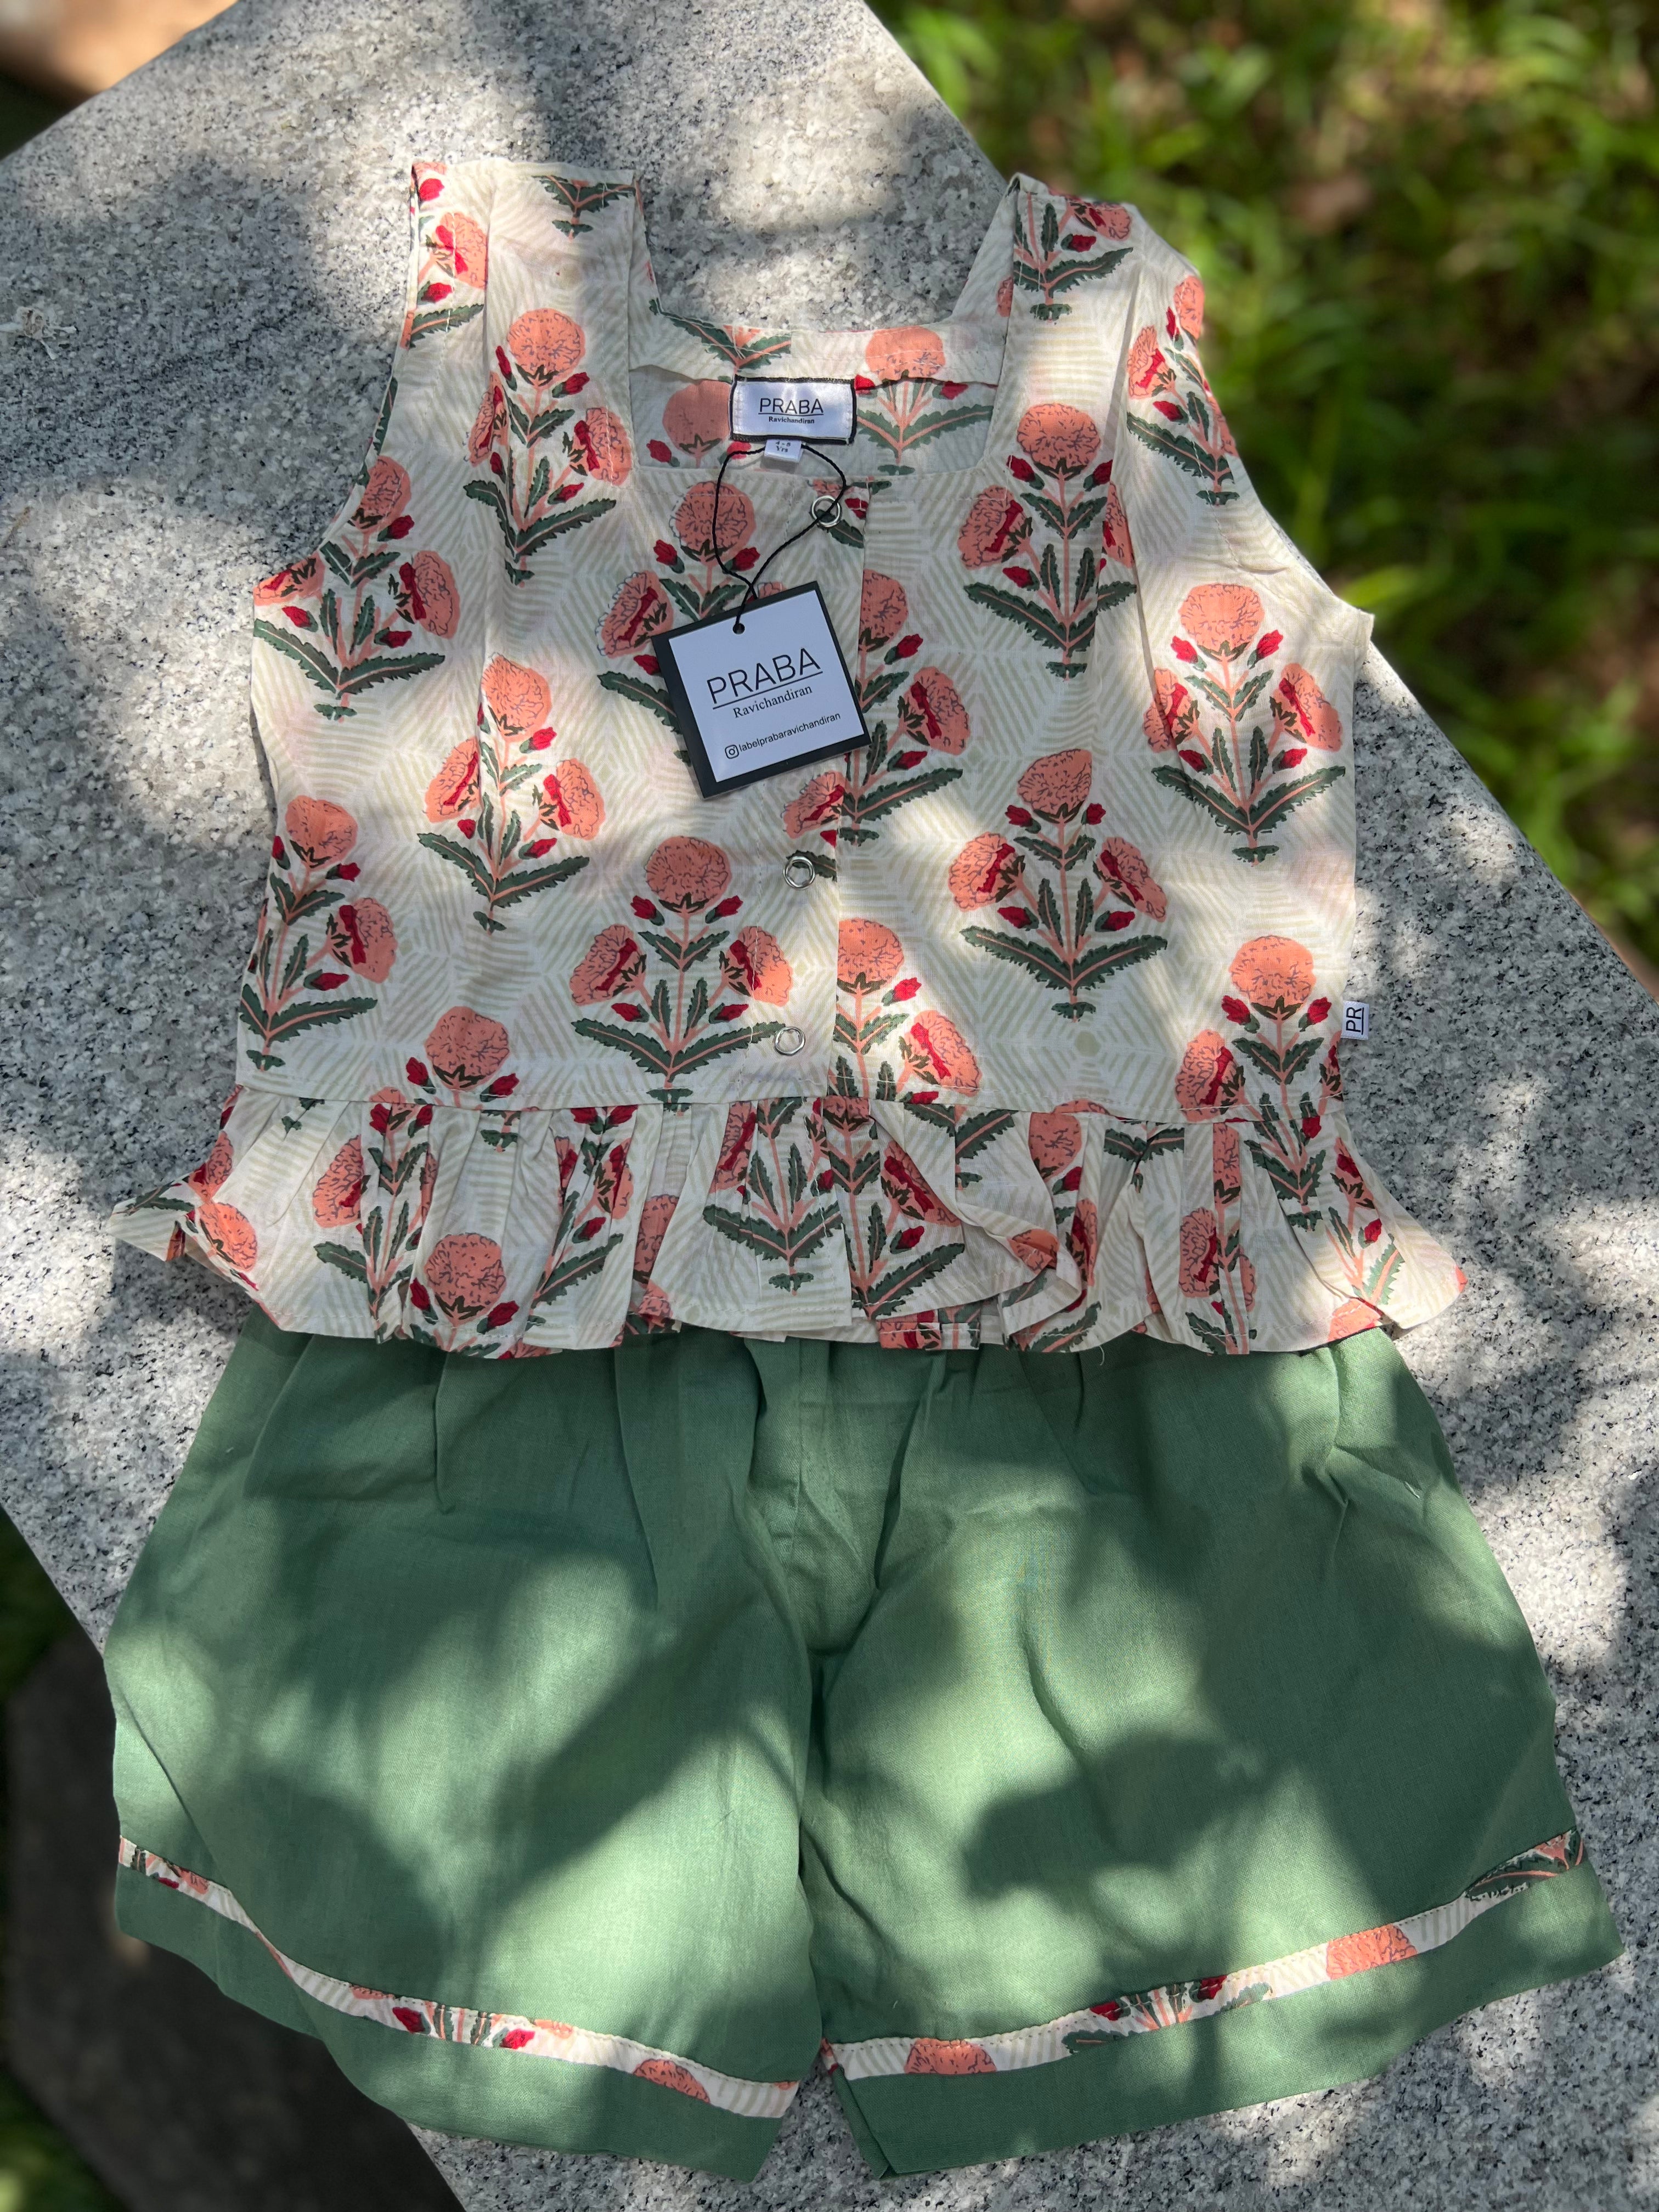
[0,1516,121,2212]
[0,77,64,160]
[873,0,1659,968]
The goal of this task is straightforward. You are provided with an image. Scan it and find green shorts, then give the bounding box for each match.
[104,1316,1618,2180]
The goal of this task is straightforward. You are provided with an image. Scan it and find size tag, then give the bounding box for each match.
[731,379,856,446]
[654,583,869,798]
[1342,1001,1371,1041]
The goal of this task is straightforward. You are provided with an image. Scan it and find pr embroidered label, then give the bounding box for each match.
[1342,1001,1371,1040]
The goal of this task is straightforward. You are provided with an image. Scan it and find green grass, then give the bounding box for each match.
[873,0,1659,969]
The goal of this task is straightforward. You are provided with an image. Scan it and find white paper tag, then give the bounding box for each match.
[730,379,856,446]
[654,584,869,798]
[765,438,802,461]
[1342,1000,1371,1041]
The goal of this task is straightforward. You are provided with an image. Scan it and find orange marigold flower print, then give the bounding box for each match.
[188,1132,233,1197]
[645,835,731,911]
[601,571,673,657]
[865,325,946,380]
[1178,1207,1221,1296]
[1028,1110,1082,1175]
[905,668,970,753]
[252,554,324,606]
[425,738,479,823]
[312,1137,366,1227]
[860,570,909,645]
[674,480,754,562]
[1277,663,1343,750]
[1325,1922,1418,1979]
[507,308,585,383]
[712,1102,759,1190]
[334,898,397,982]
[354,457,411,529]
[949,832,1023,910]
[1011,1228,1059,1272]
[1102,482,1134,567]
[957,486,1030,569]
[401,550,460,637]
[572,406,631,484]
[1017,747,1093,819]
[594,1144,634,1218]
[1068,1197,1100,1283]
[433,211,487,286]
[467,381,506,465]
[1144,669,1195,752]
[1213,1121,1242,1198]
[721,926,793,1005]
[481,655,551,736]
[633,1192,678,1277]
[1176,1031,1243,1120]
[906,1013,980,1095]
[198,1197,257,1276]
[1229,935,1316,1017]
[544,760,604,838]
[425,1006,510,1091]
[570,924,644,1005]
[284,796,357,867]
[904,2039,996,2077]
[424,1233,507,1316]
[1172,273,1205,339]
[662,379,731,458]
[1016,402,1101,476]
[837,918,904,991]
[1127,327,1175,398]
[881,1142,960,1225]
[783,770,845,838]
[1327,1297,1381,1342]
[1179,582,1263,659]
[633,2058,709,2102]
[1096,837,1167,921]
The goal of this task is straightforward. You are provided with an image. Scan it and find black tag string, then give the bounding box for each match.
[711,441,849,635]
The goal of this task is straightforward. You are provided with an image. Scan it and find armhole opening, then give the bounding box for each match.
[250,166,431,605]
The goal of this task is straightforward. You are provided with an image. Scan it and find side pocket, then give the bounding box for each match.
[241,1335,443,1502]
[1314,1329,1435,1536]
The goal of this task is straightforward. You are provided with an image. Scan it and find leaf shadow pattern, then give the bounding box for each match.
[0,0,1656,2202]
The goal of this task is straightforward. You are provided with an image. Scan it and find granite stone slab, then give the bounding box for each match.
[1,0,1655,2204]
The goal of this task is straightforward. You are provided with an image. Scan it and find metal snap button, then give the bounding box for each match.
[772,1026,807,1057]
[782,851,816,889]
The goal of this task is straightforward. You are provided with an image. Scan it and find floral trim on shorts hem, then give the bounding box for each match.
[826,1829,1587,2081]
[117,1839,799,2120]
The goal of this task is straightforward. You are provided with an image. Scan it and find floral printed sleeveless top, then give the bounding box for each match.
[114,159,1465,1358]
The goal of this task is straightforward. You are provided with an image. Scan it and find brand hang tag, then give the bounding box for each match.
[654,583,870,799]
[730,379,857,446]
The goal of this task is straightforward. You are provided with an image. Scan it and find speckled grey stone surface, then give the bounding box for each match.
[1,1,1655,2204]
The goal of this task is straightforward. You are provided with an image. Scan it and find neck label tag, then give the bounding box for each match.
[731,379,857,446]
[654,583,869,799]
